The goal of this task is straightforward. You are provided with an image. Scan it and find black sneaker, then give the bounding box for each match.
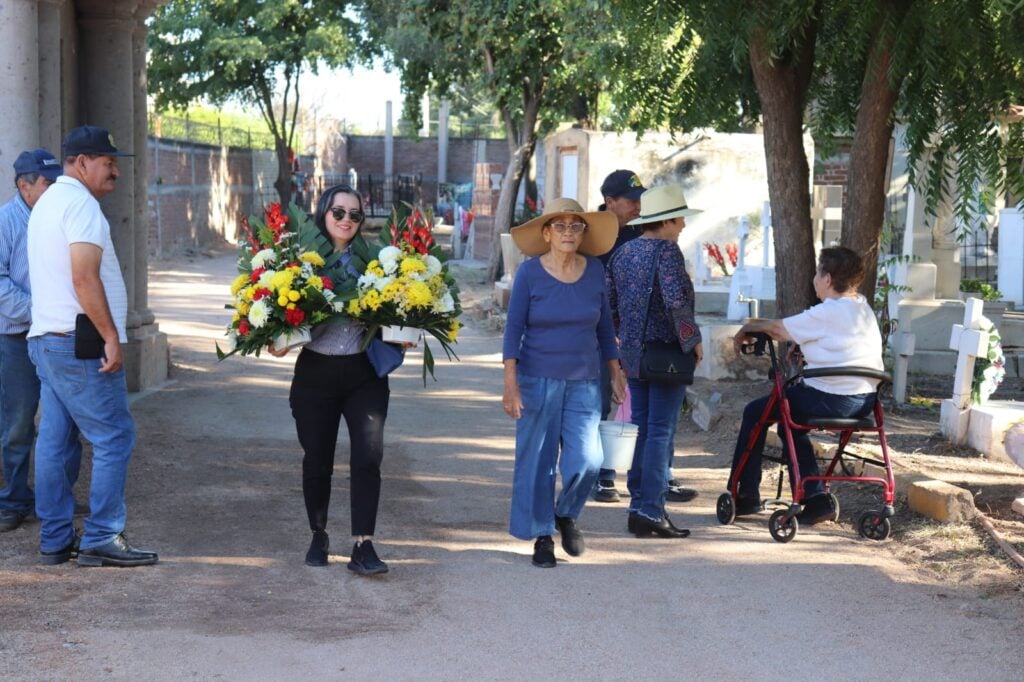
[40,534,80,565]
[348,540,389,575]
[666,479,698,503]
[797,494,837,526]
[593,480,621,503]
[734,497,763,516]
[305,530,329,567]
[0,509,27,533]
[532,535,556,567]
[555,516,584,557]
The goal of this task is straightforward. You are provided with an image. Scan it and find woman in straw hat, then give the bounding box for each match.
[502,198,627,568]
[606,185,703,539]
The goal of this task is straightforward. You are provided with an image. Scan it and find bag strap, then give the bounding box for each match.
[639,240,668,350]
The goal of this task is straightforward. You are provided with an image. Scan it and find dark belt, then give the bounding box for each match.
[45,332,72,337]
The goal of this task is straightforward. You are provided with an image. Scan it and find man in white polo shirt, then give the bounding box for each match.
[26,125,157,567]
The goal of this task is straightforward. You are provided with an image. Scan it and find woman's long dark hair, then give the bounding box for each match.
[314,184,365,243]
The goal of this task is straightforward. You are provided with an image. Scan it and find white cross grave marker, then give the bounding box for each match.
[939,297,990,442]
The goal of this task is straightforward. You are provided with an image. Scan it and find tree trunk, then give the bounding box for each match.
[749,27,818,317]
[841,7,908,307]
[273,136,292,208]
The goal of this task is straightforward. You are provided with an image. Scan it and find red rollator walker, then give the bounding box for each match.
[716,332,896,543]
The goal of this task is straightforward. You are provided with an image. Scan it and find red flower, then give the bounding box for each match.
[250,267,265,283]
[320,276,333,290]
[252,287,271,301]
[265,203,288,233]
[237,319,251,337]
[285,307,305,326]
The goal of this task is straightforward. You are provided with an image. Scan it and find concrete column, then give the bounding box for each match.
[37,0,66,153]
[384,101,394,176]
[438,98,449,185]
[76,1,139,329]
[0,0,40,190]
[132,7,153,325]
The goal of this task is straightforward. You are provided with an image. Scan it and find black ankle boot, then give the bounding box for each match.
[305,530,329,566]
[631,513,690,539]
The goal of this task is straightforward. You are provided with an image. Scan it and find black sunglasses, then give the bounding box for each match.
[329,207,364,222]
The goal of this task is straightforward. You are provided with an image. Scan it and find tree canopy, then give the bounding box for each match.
[148,0,366,205]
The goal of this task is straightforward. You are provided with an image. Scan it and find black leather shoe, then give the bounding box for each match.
[40,534,80,565]
[555,516,584,557]
[0,509,27,533]
[631,513,691,538]
[666,480,699,503]
[348,540,388,575]
[531,535,556,568]
[734,496,763,516]
[797,494,837,526]
[305,530,329,566]
[77,534,158,567]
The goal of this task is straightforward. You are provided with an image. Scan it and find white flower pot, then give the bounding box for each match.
[381,325,422,345]
[274,326,312,351]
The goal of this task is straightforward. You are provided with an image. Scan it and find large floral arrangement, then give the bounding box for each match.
[337,203,462,382]
[971,320,1005,404]
[216,203,342,359]
[705,242,738,276]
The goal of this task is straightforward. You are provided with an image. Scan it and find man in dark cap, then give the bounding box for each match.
[0,149,62,532]
[26,125,158,567]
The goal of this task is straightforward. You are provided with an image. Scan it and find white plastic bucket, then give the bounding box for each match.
[599,420,639,471]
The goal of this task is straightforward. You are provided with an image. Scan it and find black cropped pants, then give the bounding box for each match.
[289,349,389,536]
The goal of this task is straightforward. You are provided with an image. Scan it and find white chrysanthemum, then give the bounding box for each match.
[434,291,455,314]
[323,289,335,302]
[258,269,277,288]
[379,246,401,274]
[331,300,348,313]
[250,248,278,269]
[358,272,379,290]
[301,262,314,277]
[372,275,394,292]
[227,331,239,351]
[248,299,270,328]
[425,255,442,276]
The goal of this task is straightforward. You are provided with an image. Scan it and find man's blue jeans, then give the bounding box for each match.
[0,333,41,515]
[28,335,135,552]
[731,382,876,501]
[509,374,602,541]
[626,378,688,521]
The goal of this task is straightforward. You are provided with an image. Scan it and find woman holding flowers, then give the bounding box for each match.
[268,185,392,576]
[502,198,627,568]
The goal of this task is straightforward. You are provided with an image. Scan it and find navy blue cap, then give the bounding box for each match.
[62,125,134,158]
[600,169,645,200]
[14,148,62,181]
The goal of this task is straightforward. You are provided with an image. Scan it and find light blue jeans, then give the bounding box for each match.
[28,334,135,552]
[0,333,42,515]
[626,378,688,521]
[509,373,602,541]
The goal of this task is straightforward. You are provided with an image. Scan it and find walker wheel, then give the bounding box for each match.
[716,493,736,525]
[768,510,798,543]
[857,511,891,540]
[827,493,841,522]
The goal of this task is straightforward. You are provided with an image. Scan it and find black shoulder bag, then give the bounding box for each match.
[637,241,696,385]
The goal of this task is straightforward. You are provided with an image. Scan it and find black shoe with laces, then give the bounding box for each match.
[593,480,621,503]
[555,516,584,557]
[531,535,556,568]
[40,533,80,565]
[0,509,27,533]
[666,479,699,503]
[348,540,389,575]
[77,534,158,567]
[305,530,329,566]
[734,496,763,516]
[797,494,837,526]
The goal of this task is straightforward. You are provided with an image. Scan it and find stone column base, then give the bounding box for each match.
[124,323,169,393]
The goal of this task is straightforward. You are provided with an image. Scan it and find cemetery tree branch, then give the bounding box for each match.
[147,0,365,207]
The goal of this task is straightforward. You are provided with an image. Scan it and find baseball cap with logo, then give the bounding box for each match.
[13,148,62,181]
[61,125,134,158]
[600,169,646,201]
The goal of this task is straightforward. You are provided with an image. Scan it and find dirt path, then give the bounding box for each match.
[1,253,1022,679]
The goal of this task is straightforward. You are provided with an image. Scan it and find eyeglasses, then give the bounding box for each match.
[330,207,364,222]
[548,221,587,234]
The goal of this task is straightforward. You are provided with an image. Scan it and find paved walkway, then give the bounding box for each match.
[1,253,1022,679]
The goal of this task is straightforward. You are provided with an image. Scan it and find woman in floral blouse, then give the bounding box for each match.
[606,185,703,539]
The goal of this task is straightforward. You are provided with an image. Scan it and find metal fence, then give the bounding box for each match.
[319,173,423,218]
[961,223,998,287]
[149,112,277,150]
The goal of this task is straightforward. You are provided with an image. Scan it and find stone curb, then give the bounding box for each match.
[764,430,978,524]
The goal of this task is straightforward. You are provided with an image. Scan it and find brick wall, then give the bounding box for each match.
[814,141,853,211]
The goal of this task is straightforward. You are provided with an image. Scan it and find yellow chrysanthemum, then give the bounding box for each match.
[232,311,241,323]
[230,274,249,295]
[242,286,256,302]
[380,281,403,302]
[404,280,433,308]
[289,265,302,275]
[361,289,383,311]
[237,301,251,316]
[447,319,462,342]
[288,290,301,302]
[306,275,323,291]
[300,251,325,267]
[269,270,295,292]
[278,295,289,307]
[286,303,296,311]
[346,298,362,316]
[400,257,427,275]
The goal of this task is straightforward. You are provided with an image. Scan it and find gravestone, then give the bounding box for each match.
[939,298,989,442]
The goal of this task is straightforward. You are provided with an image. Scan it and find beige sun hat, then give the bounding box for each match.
[627,185,702,225]
[510,198,617,257]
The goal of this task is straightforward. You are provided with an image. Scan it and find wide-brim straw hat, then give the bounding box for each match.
[627,185,702,225]
[510,198,617,257]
